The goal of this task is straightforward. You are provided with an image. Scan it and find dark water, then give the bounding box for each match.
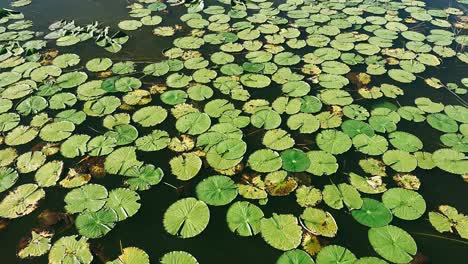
[0,0,467,263]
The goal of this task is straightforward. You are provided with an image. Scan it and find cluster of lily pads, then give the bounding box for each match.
[10,0,31,8]
[0,9,47,60]
[0,0,468,263]
[45,20,130,53]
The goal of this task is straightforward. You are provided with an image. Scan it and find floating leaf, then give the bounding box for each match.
[105,147,142,175]
[105,188,141,221]
[35,160,63,187]
[382,188,426,220]
[323,183,363,210]
[265,170,298,196]
[176,112,211,135]
[277,249,315,264]
[64,184,108,214]
[125,164,164,191]
[300,208,338,238]
[315,245,356,264]
[0,167,19,193]
[430,148,466,175]
[281,149,310,172]
[382,150,417,172]
[226,201,264,237]
[196,175,237,206]
[368,225,417,264]
[163,197,210,238]
[316,130,352,155]
[160,251,198,264]
[170,153,202,181]
[248,149,282,173]
[18,230,52,259]
[429,205,468,239]
[48,236,93,264]
[260,214,302,251]
[352,198,393,227]
[75,209,117,238]
[132,106,167,127]
[108,247,150,264]
[0,184,45,219]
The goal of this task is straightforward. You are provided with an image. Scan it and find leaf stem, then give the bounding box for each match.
[410,232,468,245]
[163,181,178,190]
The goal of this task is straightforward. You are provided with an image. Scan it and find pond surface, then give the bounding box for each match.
[0,0,467,263]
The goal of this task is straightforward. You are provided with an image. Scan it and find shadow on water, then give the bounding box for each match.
[0,0,467,263]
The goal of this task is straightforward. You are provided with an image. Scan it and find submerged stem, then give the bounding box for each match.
[411,232,468,245]
[163,181,178,190]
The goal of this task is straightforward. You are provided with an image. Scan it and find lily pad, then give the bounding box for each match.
[368,225,417,264]
[48,236,92,264]
[352,198,393,227]
[260,214,302,251]
[226,201,264,237]
[0,183,45,219]
[196,175,237,206]
[163,197,210,238]
[382,188,426,220]
[281,148,310,172]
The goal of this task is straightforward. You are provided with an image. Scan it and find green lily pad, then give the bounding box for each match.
[196,175,237,206]
[64,184,108,214]
[281,148,310,172]
[432,149,468,175]
[301,208,338,237]
[18,230,52,259]
[382,188,426,220]
[48,236,93,264]
[248,149,282,173]
[368,225,417,264]
[0,183,44,219]
[170,153,202,181]
[260,214,302,251]
[315,245,356,264]
[226,201,264,237]
[160,251,198,264]
[352,198,393,227]
[0,167,18,193]
[277,250,315,264]
[75,208,117,238]
[163,197,210,238]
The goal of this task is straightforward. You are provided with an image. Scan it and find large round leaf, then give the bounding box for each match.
[226,201,264,237]
[260,214,302,251]
[161,251,198,264]
[64,184,108,214]
[48,236,92,264]
[368,225,417,263]
[248,149,282,173]
[170,153,202,181]
[352,198,393,227]
[39,121,75,142]
[316,130,352,155]
[0,183,45,219]
[277,250,315,264]
[300,208,338,238]
[75,209,117,238]
[176,112,211,135]
[105,188,141,221]
[382,150,417,172]
[163,197,210,238]
[432,149,468,175]
[382,188,426,220]
[196,175,237,206]
[316,245,356,264]
[281,148,310,172]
